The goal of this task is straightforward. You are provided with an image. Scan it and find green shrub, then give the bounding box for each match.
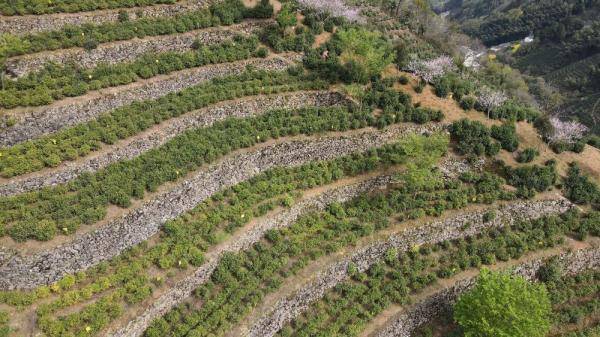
[563,163,600,206]
[516,148,539,163]
[460,95,477,110]
[449,119,501,157]
[505,162,557,192]
[433,76,451,98]
[491,123,519,152]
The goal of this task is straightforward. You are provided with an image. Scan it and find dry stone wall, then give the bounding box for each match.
[0,123,438,290]
[375,247,600,337]
[107,175,393,337]
[0,91,349,197]
[0,55,296,146]
[247,198,574,337]
[0,1,211,35]
[4,20,268,78]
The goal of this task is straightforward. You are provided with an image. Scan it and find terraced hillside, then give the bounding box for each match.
[0,1,599,337]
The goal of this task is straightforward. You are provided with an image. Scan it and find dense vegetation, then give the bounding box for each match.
[0,0,272,64]
[0,134,448,336]
[0,35,264,108]
[0,92,446,242]
[563,163,600,207]
[413,238,600,337]
[0,70,324,177]
[144,168,520,337]
[0,0,176,15]
[276,210,598,337]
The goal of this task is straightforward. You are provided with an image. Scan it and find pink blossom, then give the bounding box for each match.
[405,55,456,83]
[297,0,365,23]
[476,88,507,116]
[548,117,588,144]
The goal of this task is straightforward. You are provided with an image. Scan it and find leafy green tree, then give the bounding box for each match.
[276,4,297,28]
[335,27,394,81]
[396,133,448,192]
[454,269,552,337]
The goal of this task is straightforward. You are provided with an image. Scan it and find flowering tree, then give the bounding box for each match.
[297,0,365,23]
[405,55,456,83]
[477,87,507,117]
[548,117,588,144]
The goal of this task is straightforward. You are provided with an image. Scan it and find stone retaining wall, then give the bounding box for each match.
[0,55,296,146]
[107,175,393,337]
[247,198,574,337]
[0,123,439,290]
[375,247,600,337]
[5,20,268,78]
[0,91,349,197]
[0,1,210,35]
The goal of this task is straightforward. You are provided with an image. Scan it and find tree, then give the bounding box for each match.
[276,4,297,29]
[335,27,394,82]
[548,117,588,144]
[477,87,507,118]
[297,0,364,23]
[396,133,448,192]
[454,269,552,337]
[405,55,456,83]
